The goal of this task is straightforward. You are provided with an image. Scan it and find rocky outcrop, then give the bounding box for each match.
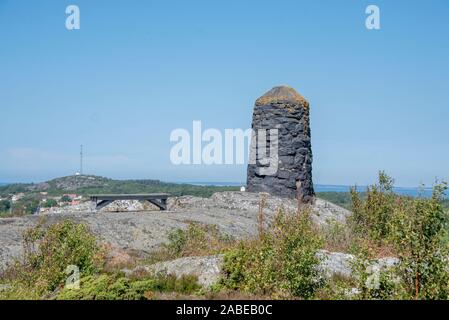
[0,217,35,271]
[24,175,112,192]
[247,86,315,202]
[123,255,224,287]
[168,192,350,227]
[316,250,399,279]
[48,175,112,191]
[0,191,350,271]
[122,251,399,288]
[40,200,159,215]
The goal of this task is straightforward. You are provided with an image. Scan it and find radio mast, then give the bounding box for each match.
[80,144,83,175]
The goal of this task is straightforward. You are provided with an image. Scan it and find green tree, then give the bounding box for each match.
[41,199,58,208]
[0,200,11,212]
[60,195,72,202]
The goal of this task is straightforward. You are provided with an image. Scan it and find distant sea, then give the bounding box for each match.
[0,180,443,198]
[186,182,243,187]
[187,182,440,198]
[313,184,437,198]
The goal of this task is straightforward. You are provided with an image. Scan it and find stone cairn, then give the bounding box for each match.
[246,85,315,203]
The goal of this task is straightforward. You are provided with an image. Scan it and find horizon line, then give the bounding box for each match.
[0,178,437,190]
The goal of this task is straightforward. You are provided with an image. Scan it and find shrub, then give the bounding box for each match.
[56,273,200,300]
[148,222,234,263]
[60,195,72,203]
[350,171,396,242]
[0,199,11,212]
[322,219,354,253]
[2,219,103,296]
[348,243,403,300]
[41,199,58,208]
[219,209,324,299]
[389,182,449,299]
[350,172,449,299]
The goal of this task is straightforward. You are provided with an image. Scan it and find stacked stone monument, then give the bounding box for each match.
[246,85,315,203]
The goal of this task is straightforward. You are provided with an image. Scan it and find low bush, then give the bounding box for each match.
[1,219,103,297]
[322,219,355,253]
[350,171,396,242]
[147,222,234,263]
[56,273,200,300]
[219,209,324,299]
[349,172,449,299]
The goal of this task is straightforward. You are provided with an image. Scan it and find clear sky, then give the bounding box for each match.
[1,0,448,187]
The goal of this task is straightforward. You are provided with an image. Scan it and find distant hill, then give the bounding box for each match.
[0,175,240,198]
[1,176,446,212]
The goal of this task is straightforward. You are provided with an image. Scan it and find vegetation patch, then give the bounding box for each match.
[0,220,103,298]
[1,172,449,300]
[218,209,324,299]
[146,222,235,264]
[348,172,449,299]
[56,273,200,300]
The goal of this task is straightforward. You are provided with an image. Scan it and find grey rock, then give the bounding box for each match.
[317,250,355,278]
[123,250,398,289]
[0,191,350,271]
[124,255,224,287]
[317,250,400,279]
[0,284,12,292]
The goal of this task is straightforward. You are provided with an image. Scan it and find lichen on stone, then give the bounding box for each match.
[255,85,308,107]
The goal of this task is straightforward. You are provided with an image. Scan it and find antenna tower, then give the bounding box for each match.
[80,144,83,175]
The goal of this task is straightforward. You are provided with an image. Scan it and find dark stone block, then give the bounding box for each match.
[279,155,295,166]
[279,147,297,156]
[277,170,291,179]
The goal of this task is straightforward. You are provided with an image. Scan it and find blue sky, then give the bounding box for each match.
[0,0,448,187]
